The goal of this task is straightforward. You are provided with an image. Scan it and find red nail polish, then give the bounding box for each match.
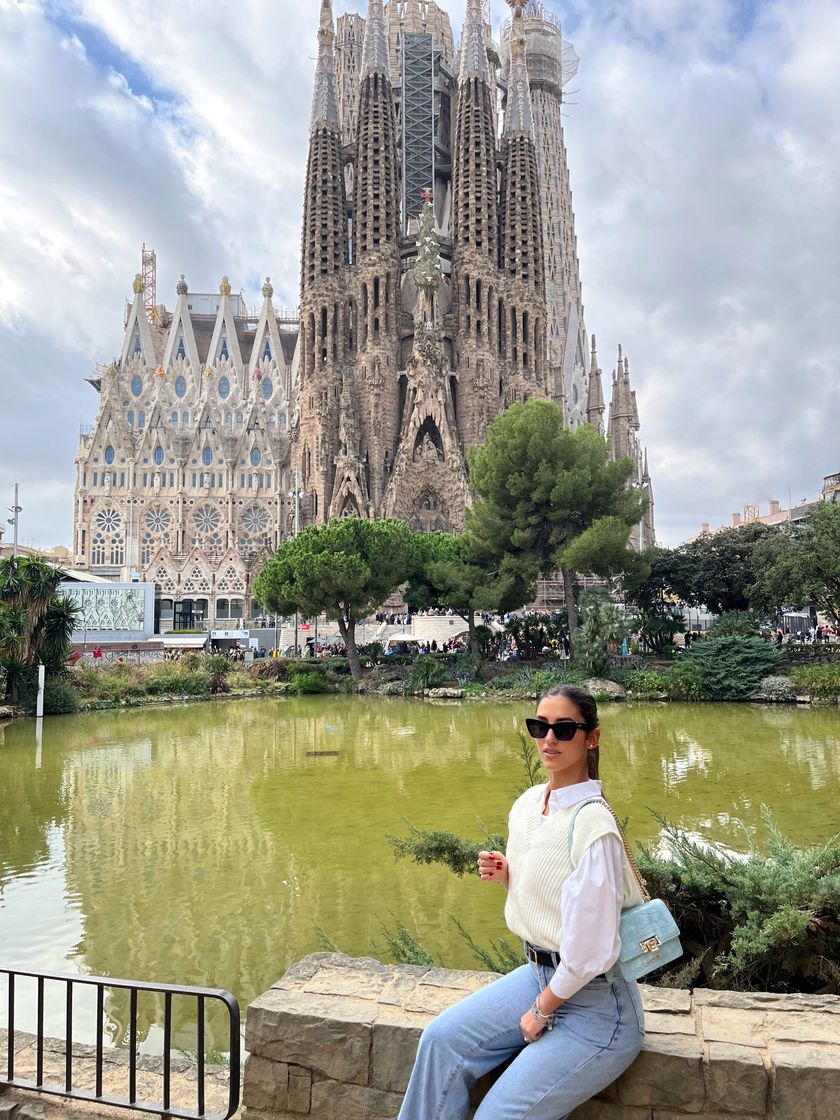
[496,862,503,869]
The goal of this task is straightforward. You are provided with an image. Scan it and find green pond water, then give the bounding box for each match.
[0,697,838,1052]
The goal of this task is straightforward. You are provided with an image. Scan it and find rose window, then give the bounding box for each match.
[144,507,172,534]
[194,506,221,534]
[95,508,122,533]
[242,506,269,535]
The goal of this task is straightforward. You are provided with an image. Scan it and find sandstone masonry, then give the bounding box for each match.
[243,953,840,1120]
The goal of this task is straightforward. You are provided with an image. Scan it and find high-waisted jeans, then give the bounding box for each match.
[396,962,645,1120]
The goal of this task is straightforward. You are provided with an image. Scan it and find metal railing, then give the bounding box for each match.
[0,967,240,1119]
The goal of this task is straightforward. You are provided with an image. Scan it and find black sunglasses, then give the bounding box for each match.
[525,717,590,741]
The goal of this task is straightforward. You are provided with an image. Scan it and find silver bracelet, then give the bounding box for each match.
[531,997,556,1030]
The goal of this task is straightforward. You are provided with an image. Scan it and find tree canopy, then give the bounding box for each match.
[253,517,414,679]
[0,555,79,704]
[467,401,647,632]
[750,502,840,622]
[405,531,531,656]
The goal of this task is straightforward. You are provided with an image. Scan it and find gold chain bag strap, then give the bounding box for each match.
[567,797,682,982]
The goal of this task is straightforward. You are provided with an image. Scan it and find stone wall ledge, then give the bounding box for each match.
[244,953,840,1120]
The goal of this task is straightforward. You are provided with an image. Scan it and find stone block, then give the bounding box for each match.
[243,1054,289,1113]
[614,1034,705,1113]
[246,988,374,1085]
[370,1012,425,1093]
[310,1079,405,1120]
[693,989,840,1014]
[642,1012,697,1037]
[569,1101,653,1119]
[287,1066,312,1113]
[699,1007,767,1049]
[653,1113,758,1120]
[765,1011,840,1045]
[14,1107,46,1120]
[0,1103,18,1118]
[638,987,692,1014]
[704,1042,768,1114]
[771,1044,840,1120]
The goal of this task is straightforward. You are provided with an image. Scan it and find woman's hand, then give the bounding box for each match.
[477,850,508,885]
[519,1008,546,1044]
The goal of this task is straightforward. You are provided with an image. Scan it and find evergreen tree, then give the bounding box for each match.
[467,401,646,634]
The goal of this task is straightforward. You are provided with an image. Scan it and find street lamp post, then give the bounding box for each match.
[7,483,22,559]
[289,466,302,656]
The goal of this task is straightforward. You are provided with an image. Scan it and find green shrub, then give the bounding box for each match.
[681,637,780,700]
[15,670,81,714]
[790,664,840,699]
[292,670,329,695]
[755,675,798,702]
[624,669,667,694]
[407,655,449,693]
[706,610,768,639]
[144,663,209,697]
[638,809,840,993]
[662,661,702,701]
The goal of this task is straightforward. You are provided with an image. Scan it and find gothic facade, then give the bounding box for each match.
[72,274,298,626]
[73,0,655,625]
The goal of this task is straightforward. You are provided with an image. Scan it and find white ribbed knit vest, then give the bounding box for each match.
[504,785,636,951]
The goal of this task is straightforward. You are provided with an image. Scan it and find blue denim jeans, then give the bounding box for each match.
[397,963,645,1120]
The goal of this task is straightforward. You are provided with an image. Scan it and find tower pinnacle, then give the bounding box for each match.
[311,0,339,131]
[361,0,388,78]
[460,0,489,83]
[504,1,534,138]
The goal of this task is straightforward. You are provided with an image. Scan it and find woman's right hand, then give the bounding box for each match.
[477,850,508,885]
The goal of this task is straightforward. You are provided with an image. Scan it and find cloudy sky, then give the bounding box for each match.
[1,0,838,550]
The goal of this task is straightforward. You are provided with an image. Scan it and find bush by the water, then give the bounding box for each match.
[638,810,840,994]
[755,675,798,702]
[407,655,449,693]
[789,663,840,699]
[15,669,80,715]
[624,669,667,695]
[680,636,780,700]
[291,669,329,695]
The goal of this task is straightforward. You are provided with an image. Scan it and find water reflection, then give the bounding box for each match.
[0,698,837,1047]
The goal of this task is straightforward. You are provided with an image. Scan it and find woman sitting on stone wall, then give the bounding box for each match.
[397,685,645,1120]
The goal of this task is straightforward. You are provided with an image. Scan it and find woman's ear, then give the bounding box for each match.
[587,728,601,750]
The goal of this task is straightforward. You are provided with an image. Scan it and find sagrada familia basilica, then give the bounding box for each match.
[73,0,655,627]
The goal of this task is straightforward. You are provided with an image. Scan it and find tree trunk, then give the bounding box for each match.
[467,611,481,661]
[563,567,579,637]
[337,615,363,681]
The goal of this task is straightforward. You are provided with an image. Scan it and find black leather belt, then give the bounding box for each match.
[524,942,561,968]
[524,942,607,979]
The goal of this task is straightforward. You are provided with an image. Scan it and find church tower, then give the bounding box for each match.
[297,0,348,524]
[498,0,547,404]
[501,1,590,426]
[352,0,402,511]
[451,0,503,446]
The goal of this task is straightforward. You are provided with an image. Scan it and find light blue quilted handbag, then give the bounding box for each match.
[568,798,683,982]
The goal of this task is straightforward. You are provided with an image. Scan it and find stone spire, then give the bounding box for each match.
[310,0,339,131]
[452,0,498,261]
[361,0,388,77]
[500,0,544,290]
[503,3,534,139]
[586,334,605,433]
[459,0,489,82]
[301,1,347,293]
[354,0,400,256]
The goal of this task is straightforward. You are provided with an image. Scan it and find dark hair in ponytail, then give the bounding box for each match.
[540,684,600,780]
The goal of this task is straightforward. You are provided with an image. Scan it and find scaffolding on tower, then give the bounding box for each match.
[141,243,162,326]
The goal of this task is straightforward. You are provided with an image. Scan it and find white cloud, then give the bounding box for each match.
[0,0,837,550]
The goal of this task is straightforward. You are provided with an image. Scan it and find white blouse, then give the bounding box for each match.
[536,779,625,999]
